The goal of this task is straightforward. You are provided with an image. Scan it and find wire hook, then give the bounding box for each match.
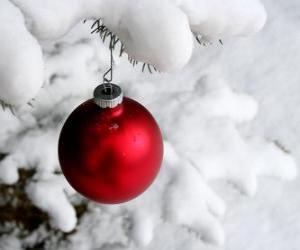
[102,39,114,94]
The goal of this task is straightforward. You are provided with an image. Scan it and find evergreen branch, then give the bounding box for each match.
[90,19,157,74]
[0,99,16,115]
[195,34,224,46]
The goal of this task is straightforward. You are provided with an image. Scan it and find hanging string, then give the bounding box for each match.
[102,40,114,94]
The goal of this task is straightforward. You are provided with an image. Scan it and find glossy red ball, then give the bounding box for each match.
[58,97,163,204]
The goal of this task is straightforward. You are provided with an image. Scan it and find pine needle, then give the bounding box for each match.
[90,19,157,74]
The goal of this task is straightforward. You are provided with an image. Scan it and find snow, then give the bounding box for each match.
[0,128,60,184]
[26,175,77,232]
[0,0,44,106]
[136,75,297,197]
[0,0,300,249]
[130,209,154,246]
[0,235,21,250]
[174,0,266,40]
[63,207,128,250]
[1,0,265,105]
[164,150,226,244]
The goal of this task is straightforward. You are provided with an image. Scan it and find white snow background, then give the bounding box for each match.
[0,0,300,249]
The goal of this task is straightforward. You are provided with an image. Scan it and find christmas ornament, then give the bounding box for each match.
[59,83,163,204]
[58,37,163,203]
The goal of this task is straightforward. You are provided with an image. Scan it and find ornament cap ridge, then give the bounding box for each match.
[93,83,123,108]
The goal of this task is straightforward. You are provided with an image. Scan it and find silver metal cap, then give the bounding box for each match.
[93,84,123,108]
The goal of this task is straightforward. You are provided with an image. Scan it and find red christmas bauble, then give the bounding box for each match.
[58,87,163,204]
